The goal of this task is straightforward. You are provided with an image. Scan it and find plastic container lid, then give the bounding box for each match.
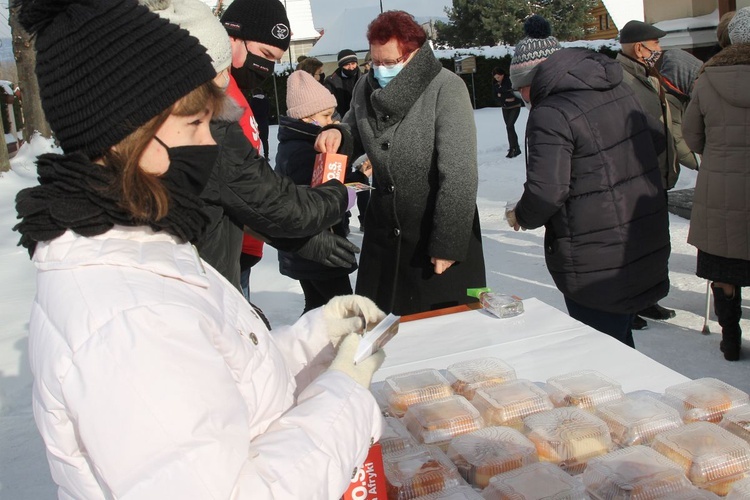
[383,445,463,500]
[524,407,612,475]
[596,393,684,447]
[382,416,419,455]
[582,445,694,499]
[664,378,750,424]
[371,380,393,416]
[482,462,588,499]
[446,426,538,488]
[413,485,484,499]
[547,370,625,410]
[402,396,484,450]
[384,369,454,417]
[445,357,517,400]
[472,379,554,430]
[651,422,750,495]
[721,406,750,445]
[726,476,750,499]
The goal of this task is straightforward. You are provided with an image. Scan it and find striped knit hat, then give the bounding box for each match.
[510,15,561,89]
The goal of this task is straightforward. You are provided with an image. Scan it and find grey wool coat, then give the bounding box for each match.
[339,42,486,315]
[684,44,750,261]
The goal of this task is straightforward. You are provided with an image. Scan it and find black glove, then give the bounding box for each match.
[295,231,360,267]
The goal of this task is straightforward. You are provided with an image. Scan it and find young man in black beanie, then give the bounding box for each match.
[324,48,361,119]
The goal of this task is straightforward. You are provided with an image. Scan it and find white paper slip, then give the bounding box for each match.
[345,182,376,192]
[354,313,401,364]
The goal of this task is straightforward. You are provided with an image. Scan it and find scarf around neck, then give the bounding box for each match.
[14,152,209,256]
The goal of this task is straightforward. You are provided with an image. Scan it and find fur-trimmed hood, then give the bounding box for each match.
[700,44,750,108]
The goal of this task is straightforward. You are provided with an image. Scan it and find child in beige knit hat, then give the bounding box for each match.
[286,69,338,126]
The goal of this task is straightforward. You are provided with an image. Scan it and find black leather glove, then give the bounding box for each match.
[295,231,360,267]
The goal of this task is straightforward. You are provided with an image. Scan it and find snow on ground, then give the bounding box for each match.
[1,108,749,498]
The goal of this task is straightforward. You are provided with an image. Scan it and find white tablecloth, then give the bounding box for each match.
[373,298,689,393]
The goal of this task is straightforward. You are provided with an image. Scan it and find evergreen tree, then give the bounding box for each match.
[436,0,597,48]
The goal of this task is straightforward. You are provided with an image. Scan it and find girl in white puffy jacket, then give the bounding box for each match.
[14,0,384,498]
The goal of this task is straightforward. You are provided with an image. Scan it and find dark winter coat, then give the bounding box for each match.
[514,48,670,314]
[196,119,348,290]
[493,76,523,109]
[340,42,486,315]
[324,67,361,118]
[274,116,364,280]
[684,44,750,261]
[616,53,679,190]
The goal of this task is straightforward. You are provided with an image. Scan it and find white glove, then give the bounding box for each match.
[329,333,385,388]
[323,295,385,347]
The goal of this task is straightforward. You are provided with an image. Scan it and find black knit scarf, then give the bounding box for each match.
[14,152,209,256]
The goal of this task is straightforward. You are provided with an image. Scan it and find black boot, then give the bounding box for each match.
[712,284,742,361]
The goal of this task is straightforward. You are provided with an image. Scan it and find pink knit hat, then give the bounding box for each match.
[286,70,337,119]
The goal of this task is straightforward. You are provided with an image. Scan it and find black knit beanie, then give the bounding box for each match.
[220,0,291,51]
[337,49,358,68]
[18,0,216,159]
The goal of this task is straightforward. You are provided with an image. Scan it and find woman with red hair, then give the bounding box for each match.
[316,10,486,315]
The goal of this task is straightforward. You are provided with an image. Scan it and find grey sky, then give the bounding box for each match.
[308,0,451,30]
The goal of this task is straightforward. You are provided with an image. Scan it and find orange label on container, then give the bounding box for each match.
[341,443,387,500]
[312,152,348,186]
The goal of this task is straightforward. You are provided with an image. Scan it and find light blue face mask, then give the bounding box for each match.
[373,63,404,88]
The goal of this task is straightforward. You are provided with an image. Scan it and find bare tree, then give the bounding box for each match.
[9,3,52,142]
[0,114,9,172]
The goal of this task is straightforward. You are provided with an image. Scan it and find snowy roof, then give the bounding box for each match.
[653,8,719,49]
[306,6,379,59]
[601,0,644,31]
[433,39,620,61]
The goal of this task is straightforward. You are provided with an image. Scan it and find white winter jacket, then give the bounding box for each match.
[28,226,381,499]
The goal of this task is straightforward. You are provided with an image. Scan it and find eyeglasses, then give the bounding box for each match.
[371,51,412,69]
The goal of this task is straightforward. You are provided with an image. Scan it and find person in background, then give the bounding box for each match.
[298,56,325,83]
[491,66,523,158]
[316,11,486,316]
[709,10,736,57]
[14,0,385,497]
[617,20,678,329]
[507,15,670,348]
[361,51,372,74]
[324,48,361,118]
[657,49,702,171]
[249,87,270,159]
[276,70,368,313]
[683,8,750,361]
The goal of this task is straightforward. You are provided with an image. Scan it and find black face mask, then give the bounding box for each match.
[155,136,219,197]
[341,67,359,78]
[232,51,275,91]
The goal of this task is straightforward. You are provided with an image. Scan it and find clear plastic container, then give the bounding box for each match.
[722,406,750,445]
[413,485,484,499]
[524,407,612,475]
[547,370,625,410]
[582,445,694,499]
[382,416,419,455]
[383,369,455,417]
[596,393,684,447]
[726,476,750,499]
[370,381,393,416]
[481,462,588,499]
[447,426,538,488]
[664,378,750,424]
[402,396,484,450]
[651,422,750,496]
[383,445,463,500]
[445,357,517,400]
[472,379,554,430]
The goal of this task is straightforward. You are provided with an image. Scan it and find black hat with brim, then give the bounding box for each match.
[619,20,666,43]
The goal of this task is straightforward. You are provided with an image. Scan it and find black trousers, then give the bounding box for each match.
[565,297,635,348]
[299,277,354,314]
[502,106,521,151]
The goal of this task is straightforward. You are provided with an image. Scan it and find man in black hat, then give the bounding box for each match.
[617,20,678,328]
[324,49,361,118]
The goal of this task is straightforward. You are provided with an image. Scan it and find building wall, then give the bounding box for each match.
[645,0,717,24]
[585,1,619,39]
